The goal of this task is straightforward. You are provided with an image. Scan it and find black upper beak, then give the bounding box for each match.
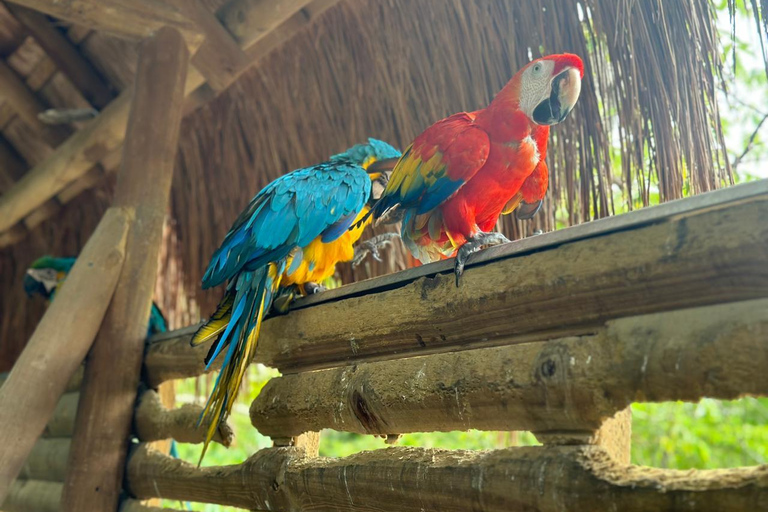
[532,70,574,125]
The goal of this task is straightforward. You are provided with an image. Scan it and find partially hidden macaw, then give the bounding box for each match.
[24,255,167,336]
[24,255,178,460]
[191,138,401,462]
[369,53,584,285]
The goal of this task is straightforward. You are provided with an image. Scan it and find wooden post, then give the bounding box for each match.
[0,207,130,504]
[61,27,188,512]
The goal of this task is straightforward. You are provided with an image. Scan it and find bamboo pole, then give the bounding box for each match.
[0,207,130,504]
[61,27,189,512]
[125,443,768,511]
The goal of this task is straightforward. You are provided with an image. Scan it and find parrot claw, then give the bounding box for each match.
[304,282,326,295]
[352,232,400,267]
[454,232,511,287]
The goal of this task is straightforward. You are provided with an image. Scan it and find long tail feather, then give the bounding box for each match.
[196,262,284,465]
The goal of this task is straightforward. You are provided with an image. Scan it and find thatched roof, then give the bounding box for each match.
[0,0,766,369]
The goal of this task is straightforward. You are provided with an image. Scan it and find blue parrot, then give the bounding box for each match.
[191,138,401,462]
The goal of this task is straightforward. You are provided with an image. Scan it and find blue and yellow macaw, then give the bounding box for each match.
[192,138,401,462]
[25,255,168,337]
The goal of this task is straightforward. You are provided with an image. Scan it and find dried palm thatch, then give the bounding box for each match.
[1,0,766,367]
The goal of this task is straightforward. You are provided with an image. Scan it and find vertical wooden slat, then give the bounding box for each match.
[61,26,189,512]
[0,207,130,504]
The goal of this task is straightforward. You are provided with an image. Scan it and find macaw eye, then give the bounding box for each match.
[533,63,542,73]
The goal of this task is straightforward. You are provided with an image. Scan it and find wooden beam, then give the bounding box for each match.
[250,298,768,438]
[1,479,61,512]
[0,207,130,504]
[0,59,69,144]
[126,443,768,511]
[18,438,70,482]
[0,366,83,393]
[135,390,234,447]
[0,90,131,234]
[1,481,183,512]
[42,392,79,437]
[167,0,248,92]
[61,27,189,512]
[7,5,113,108]
[5,0,202,46]
[144,182,768,382]
[0,0,340,241]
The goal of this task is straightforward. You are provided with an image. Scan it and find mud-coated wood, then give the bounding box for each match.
[145,184,768,381]
[134,390,234,447]
[125,443,768,511]
[250,299,768,438]
[61,27,188,512]
[0,207,129,504]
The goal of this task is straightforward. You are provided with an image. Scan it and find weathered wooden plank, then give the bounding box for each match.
[251,299,768,438]
[7,5,113,107]
[135,390,234,447]
[145,183,768,382]
[61,27,189,512]
[0,207,129,504]
[18,438,70,482]
[5,0,202,46]
[0,365,82,393]
[126,443,768,511]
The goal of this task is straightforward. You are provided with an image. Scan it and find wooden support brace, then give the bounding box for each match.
[249,299,767,441]
[144,183,768,383]
[0,207,130,504]
[134,390,234,447]
[0,0,342,241]
[7,5,113,108]
[167,0,248,92]
[125,443,768,511]
[61,26,189,512]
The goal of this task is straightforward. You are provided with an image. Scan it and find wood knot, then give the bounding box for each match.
[541,359,557,378]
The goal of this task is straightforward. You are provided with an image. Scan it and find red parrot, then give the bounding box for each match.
[369,53,584,285]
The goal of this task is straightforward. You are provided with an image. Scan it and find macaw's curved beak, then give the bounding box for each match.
[366,157,400,201]
[515,199,543,220]
[532,67,582,126]
[24,271,46,297]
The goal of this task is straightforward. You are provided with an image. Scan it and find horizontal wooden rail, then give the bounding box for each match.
[1,480,182,512]
[145,180,768,382]
[250,298,768,438]
[135,390,234,446]
[18,438,69,482]
[126,444,768,512]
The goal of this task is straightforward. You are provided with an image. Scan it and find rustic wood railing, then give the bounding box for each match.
[3,179,768,511]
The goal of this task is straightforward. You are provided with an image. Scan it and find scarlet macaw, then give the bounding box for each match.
[24,255,167,336]
[369,53,584,285]
[191,138,401,462]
